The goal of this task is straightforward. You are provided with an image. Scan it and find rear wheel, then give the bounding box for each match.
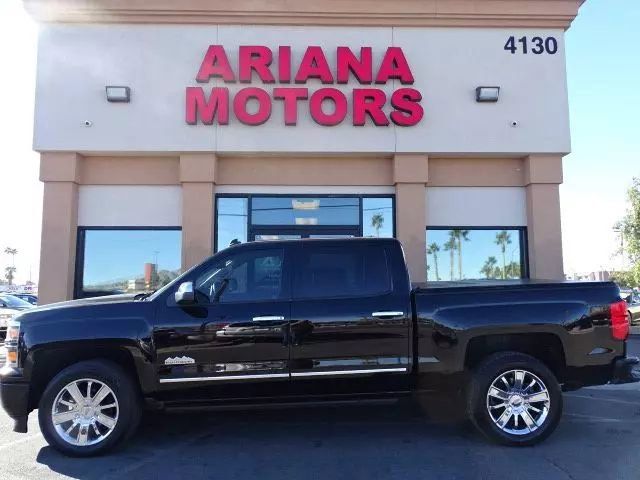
[38,360,141,457]
[467,352,562,446]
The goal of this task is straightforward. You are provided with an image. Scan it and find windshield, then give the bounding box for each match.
[0,294,32,308]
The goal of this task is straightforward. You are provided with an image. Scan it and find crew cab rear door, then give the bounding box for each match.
[153,244,292,390]
[288,241,411,394]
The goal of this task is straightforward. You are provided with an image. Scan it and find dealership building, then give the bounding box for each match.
[25,0,585,304]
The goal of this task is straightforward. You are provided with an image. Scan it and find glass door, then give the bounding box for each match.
[251,227,359,241]
[254,234,302,241]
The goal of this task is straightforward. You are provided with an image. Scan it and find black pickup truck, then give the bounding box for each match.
[0,238,637,456]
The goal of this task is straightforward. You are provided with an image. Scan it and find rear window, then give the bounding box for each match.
[294,245,391,299]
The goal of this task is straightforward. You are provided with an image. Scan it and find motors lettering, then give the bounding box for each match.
[186,45,424,127]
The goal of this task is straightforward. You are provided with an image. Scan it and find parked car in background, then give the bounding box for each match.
[0,294,34,338]
[9,293,38,306]
[620,290,640,325]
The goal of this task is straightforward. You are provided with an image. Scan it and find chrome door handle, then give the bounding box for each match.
[252,315,285,322]
[371,311,404,318]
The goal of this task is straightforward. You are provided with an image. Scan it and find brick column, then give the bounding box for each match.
[394,154,429,283]
[524,155,564,279]
[180,154,217,270]
[38,153,82,304]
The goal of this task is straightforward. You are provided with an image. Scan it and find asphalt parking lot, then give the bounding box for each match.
[0,338,638,480]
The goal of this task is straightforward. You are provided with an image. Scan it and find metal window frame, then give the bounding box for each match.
[214,193,396,253]
[74,226,182,299]
[425,226,530,280]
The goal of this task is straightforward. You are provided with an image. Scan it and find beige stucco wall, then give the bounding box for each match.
[180,154,217,269]
[31,0,577,302]
[37,153,565,303]
[38,153,82,304]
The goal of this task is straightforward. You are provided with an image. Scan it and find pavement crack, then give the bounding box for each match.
[545,457,578,480]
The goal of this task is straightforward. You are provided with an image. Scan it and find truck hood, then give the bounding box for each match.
[14,293,145,325]
[35,294,139,310]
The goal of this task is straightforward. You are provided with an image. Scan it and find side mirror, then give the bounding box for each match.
[175,281,195,305]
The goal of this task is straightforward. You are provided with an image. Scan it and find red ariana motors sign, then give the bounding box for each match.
[186,45,424,127]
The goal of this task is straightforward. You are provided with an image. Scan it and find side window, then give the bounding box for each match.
[195,249,284,303]
[294,245,390,299]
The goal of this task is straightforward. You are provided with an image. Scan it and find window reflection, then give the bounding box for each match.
[425,228,524,282]
[196,249,284,303]
[80,229,181,297]
[251,197,359,225]
[362,197,393,238]
[216,197,248,251]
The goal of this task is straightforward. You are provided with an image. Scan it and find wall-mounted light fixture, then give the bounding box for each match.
[475,86,500,103]
[105,86,131,103]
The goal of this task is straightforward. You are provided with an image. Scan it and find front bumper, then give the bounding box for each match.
[0,366,30,433]
[611,356,640,384]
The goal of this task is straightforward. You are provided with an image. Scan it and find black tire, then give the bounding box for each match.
[38,359,141,457]
[466,351,562,446]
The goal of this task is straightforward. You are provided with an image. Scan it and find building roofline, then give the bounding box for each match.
[23,0,586,30]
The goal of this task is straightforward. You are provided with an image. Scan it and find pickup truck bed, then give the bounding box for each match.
[0,238,636,456]
[413,280,631,388]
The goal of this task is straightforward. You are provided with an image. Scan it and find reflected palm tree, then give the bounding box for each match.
[371,213,384,238]
[451,230,470,280]
[481,256,498,279]
[495,231,512,280]
[427,242,441,281]
[443,234,457,281]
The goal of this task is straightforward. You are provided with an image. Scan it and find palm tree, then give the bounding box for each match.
[4,266,16,285]
[494,231,512,279]
[505,261,521,279]
[443,234,458,280]
[4,247,17,267]
[480,256,498,279]
[370,213,384,238]
[451,230,470,280]
[427,242,441,281]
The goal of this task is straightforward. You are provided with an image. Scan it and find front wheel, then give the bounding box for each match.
[38,360,141,457]
[467,352,562,446]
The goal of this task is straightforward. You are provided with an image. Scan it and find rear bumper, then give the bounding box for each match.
[0,366,30,433]
[611,356,640,384]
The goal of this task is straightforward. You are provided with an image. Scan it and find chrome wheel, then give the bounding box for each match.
[51,378,119,447]
[486,369,550,436]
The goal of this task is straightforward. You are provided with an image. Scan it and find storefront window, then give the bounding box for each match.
[216,197,248,251]
[215,194,395,251]
[251,197,359,225]
[77,228,182,298]
[425,228,527,282]
[362,197,394,238]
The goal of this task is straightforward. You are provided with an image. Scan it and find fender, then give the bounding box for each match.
[17,300,158,405]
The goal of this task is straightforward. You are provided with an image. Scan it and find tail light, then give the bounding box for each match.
[610,300,629,341]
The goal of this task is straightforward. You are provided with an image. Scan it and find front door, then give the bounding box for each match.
[288,241,411,396]
[153,244,292,399]
[251,227,359,242]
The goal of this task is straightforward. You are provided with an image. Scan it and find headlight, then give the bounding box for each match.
[4,319,20,367]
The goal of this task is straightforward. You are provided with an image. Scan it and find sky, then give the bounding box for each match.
[0,0,638,285]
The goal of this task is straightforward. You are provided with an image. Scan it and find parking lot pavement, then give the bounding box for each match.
[0,385,637,479]
[0,337,637,479]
